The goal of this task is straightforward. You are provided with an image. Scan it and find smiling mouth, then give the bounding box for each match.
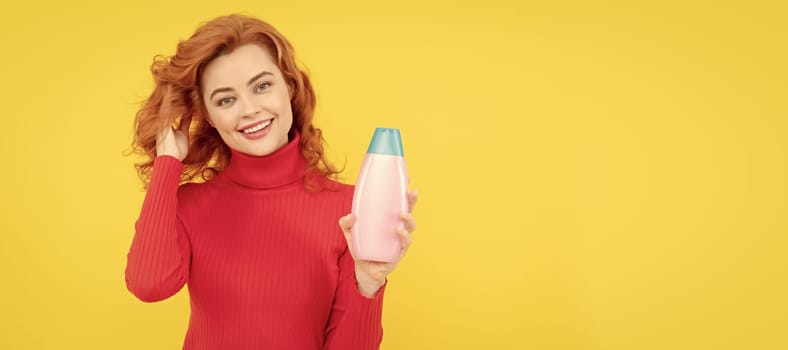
[240,119,273,134]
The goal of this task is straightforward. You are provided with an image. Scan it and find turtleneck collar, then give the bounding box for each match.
[221,132,306,190]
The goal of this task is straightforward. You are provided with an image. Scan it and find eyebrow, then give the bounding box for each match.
[208,71,274,100]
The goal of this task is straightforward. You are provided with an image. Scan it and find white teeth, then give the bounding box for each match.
[242,119,272,133]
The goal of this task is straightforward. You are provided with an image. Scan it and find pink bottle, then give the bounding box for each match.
[351,128,409,262]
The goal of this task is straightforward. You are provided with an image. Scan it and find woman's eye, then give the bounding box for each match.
[256,82,271,92]
[218,97,234,106]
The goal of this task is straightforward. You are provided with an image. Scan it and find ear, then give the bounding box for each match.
[196,87,215,128]
[287,78,296,99]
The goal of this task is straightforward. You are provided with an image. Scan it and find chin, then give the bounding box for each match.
[243,146,275,157]
[241,139,286,157]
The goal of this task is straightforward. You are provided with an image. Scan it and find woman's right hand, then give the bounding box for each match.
[155,85,191,161]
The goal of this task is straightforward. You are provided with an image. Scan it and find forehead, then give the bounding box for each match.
[201,43,281,88]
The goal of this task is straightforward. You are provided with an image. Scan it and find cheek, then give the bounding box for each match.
[276,92,294,119]
[207,109,236,130]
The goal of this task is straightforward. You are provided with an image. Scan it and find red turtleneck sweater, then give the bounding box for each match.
[125,134,385,349]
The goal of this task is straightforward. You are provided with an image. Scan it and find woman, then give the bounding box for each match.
[125,14,418,349]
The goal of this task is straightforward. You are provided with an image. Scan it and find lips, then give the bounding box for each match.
[239,118,273,133]
[238,118,275,140]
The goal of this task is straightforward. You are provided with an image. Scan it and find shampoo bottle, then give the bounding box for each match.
[350,128,409,262]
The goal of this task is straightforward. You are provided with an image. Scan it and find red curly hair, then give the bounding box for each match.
[131,14,340,189]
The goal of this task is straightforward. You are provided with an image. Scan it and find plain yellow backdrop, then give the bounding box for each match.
[1,0,786,349]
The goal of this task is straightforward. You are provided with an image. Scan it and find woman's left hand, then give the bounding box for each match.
[339,190,418,298]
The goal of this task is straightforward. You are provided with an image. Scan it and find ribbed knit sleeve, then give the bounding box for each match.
[125,155,191,303]
[323,246,386,350]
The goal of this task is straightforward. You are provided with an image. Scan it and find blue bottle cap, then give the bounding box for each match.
[367,128,404,156]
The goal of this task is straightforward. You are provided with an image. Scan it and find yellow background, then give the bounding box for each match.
[1,0,786,349]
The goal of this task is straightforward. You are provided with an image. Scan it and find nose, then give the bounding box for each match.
[239,95,262,118]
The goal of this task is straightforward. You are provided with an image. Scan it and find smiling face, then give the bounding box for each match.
[200,43,294,156]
